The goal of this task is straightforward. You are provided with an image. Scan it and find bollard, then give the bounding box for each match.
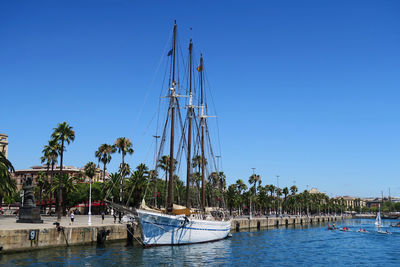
[257,221,261,230]
[235,222,240,232]
[127,224,134,245]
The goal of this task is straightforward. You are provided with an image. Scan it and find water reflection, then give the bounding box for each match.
[1,219,400,266]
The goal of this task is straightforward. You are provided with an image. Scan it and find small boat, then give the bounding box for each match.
[357,228,367,233]
[377,230,391,235]
[328,224,338,230]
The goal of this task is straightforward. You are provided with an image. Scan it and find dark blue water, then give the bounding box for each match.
[1,219,400,266]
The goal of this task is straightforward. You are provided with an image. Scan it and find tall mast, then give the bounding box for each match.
[186,38,193,208]
[199,54,206,210]
[167,20,177,212]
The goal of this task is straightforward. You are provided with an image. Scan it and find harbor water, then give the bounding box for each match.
[1,219,399,266]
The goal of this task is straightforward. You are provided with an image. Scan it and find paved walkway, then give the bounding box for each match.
[0,215,120,230]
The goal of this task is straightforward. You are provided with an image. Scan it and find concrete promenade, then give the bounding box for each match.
[0,214,350,253]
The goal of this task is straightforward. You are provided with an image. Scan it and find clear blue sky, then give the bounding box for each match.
[1,0,399,198]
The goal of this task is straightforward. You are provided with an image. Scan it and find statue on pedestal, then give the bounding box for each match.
[17,176,43,223]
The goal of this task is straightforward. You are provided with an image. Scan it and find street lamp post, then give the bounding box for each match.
[88,178,92,226]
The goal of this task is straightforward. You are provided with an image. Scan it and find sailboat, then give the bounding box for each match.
[375,210,382,227]
[135,21,231,246]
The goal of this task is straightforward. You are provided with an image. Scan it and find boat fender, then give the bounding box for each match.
[97,229,111,244]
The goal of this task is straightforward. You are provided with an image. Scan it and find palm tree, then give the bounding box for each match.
[275,187,282,215]
[266,184,275,198]
[0,151,16,205]
[40,139,59,213]
[265,184,275,214]
[51,121,75,220]
[95,143,116,211]
[36,171,47,212]
[84,162,97,181]
[41,139,59,177]
[282,187,289,214]
[192,155,207,174]
[51,173,76,213]
[235,179,247,215]
[114,137,134,204]
[158,155,177,207]
[95,144,116,182]
[249,173,260,194]
[248,173,260,215]
[126,163,149,207]
[226,184,238,215]
[104,173,120,203]
[84,161,96,220]
[290,185,298,196]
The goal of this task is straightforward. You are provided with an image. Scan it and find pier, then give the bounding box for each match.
[232,215,348,231]
[0,214,349,253]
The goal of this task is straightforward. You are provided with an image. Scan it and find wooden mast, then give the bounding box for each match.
[167,20,177,212]
[199,54,206,210]
[186,38,193,208]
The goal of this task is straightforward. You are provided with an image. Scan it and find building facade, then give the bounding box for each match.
[12,165,109,191]
[0,133,8,158]
[336,196,366,210]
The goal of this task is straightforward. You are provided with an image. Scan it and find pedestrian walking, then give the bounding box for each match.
[70,211,74,225]
[113,213,117,224]
[101,211,105,224]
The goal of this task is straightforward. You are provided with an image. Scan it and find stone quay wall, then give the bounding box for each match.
[232,215,348,231]
[0,215,347,253]
[0,224,135,253]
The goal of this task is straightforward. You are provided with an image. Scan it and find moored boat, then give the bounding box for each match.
[135,21,231,246]
[137,209,231,246]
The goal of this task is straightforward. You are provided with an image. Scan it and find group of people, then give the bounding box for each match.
[327,223,337,230]
[68,210,108,225]
[328,224,392,234]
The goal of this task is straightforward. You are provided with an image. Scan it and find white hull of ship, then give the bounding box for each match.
[136,209,231,246]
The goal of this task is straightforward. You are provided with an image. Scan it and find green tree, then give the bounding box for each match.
[226,184,238,215]
[40,139,59,213]
[84,162,97,180]
[51,173,76,213]
[248,173,261,215]
[158,155,177,207]
[35,171,48,211]
[282,187,289,213]
[95,144,116,182]
[0,152,16,204]
[114,137,134,204]
[125,163,149,207]
[51,121,75,220]
[235,179,247,215]
[290,185,298,196]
